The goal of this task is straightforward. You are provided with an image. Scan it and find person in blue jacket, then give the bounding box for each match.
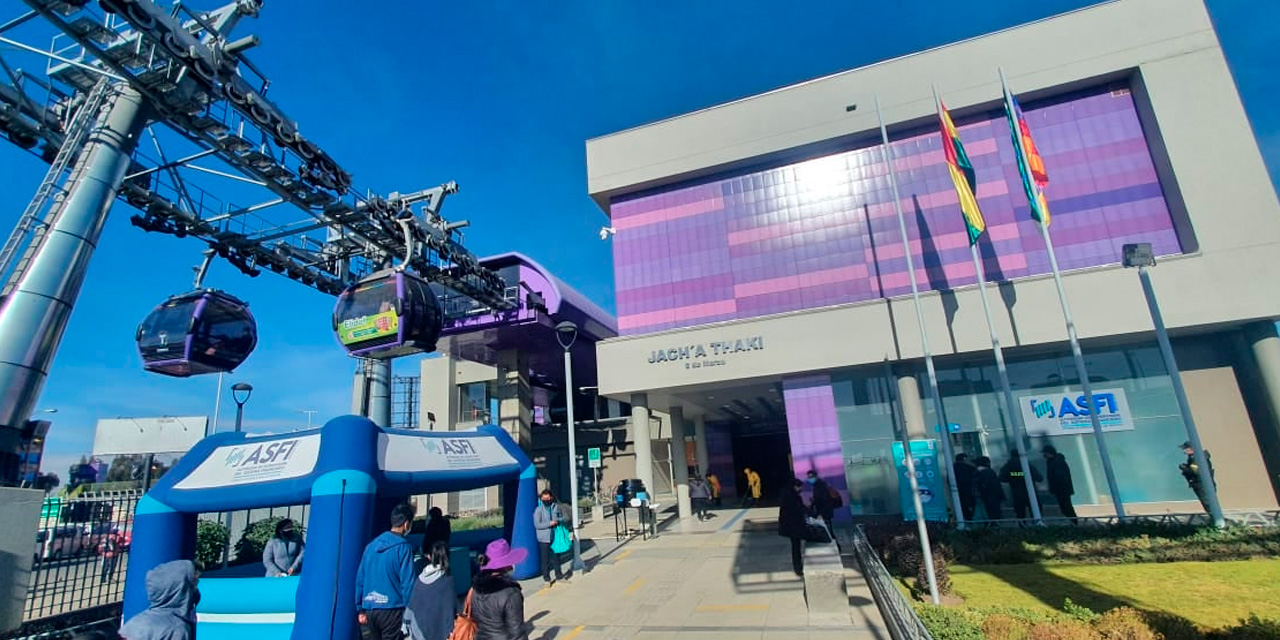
[356,503,418,640]
[118,560,199,640]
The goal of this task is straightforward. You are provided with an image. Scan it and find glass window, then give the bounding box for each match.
[457,382,493,424]
[457,488,487,513]
[833,371,902,516]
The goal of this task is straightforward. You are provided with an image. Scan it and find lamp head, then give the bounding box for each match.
[554,320,579,350]
[1122,243,1155,268]
[231,382,254,405]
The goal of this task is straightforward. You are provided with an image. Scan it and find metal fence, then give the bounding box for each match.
[848,525,933,640]
[24,490,142,622]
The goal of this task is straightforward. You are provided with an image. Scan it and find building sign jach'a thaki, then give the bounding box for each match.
[646,336,764,369]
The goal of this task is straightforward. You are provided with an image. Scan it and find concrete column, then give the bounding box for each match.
[496,349,532,450]
[897,372,928,439]
[693,414,710,477]
[420,353,457,430]
[630,393,655,498]
[1243,323,1280,495]
[669,406,692,518]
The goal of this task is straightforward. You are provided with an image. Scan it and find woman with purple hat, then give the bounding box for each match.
[469,538,530,640]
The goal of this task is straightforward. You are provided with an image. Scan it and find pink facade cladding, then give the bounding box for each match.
[609,83,1182,335]
[783,375,849,520]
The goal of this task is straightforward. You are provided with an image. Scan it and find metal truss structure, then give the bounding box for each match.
[0,0,517,477]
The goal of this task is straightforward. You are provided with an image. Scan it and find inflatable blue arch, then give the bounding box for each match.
[123,415,539,640]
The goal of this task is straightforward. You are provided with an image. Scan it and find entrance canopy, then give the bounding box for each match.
[125,416,538,640]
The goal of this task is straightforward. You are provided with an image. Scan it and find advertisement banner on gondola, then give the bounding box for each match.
[337,310,399,345]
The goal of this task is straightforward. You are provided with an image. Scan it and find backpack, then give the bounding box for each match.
[827,486,843,508]
[447,589,477,640]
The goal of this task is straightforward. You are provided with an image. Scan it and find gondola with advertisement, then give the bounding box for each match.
[332,268,444,359]
[136,289,258,377]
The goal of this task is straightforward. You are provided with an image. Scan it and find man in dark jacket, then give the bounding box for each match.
[1000,451,1043,522]
[422,507,451,555]
[805,470,835,526]
[778,478,808,577]
[1179,441,1216,513]
[975,456,1003,523]
[356,503,417,640]
[118,560,199,640]
[1043,446,1077,523]
[952,454,977,522]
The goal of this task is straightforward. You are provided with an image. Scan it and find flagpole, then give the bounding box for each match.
[1000,67,1126,519]
[969,244,1043,523]
[882,357,939,604]
[877,93,968,529]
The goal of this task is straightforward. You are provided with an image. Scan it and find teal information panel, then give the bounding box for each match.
[892,440,948,521]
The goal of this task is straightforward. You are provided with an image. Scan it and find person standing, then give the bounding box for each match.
[470,538,530,640]
[532,490,568,586]
[974,456,1003,523]
[778,478,808,577]
[742,468,762,508]
[706,472,722,507]
[952,454,977,522]
[405,541,457,640]
[263,518,304,577]
[1042,446,1077,523]
[355,503,417,640]
[689,473,711,521]
[98,527,123,584]
[1000,451,1043,522]
[118,560,199,640]
[1179,441,1216,513]
[422,507,452,555]
[805,470,835,527]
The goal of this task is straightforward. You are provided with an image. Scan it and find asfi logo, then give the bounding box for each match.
[1030,398,1055,419]
[224,440,299,469]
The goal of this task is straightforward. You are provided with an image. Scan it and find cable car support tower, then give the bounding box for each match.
[0,0,515,483]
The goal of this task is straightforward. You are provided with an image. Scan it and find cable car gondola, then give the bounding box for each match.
[333,270,443,359]
[136,290,258,377]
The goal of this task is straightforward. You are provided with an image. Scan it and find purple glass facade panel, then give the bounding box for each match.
[611,85,1182,335]
[705,421,737,499]
[783,376,849,520]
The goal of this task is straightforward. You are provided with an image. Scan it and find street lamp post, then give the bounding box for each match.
[231,382,253,433]
[555,320,586,572]
[1123,243,1224,528]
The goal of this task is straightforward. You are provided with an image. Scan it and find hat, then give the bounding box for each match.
[1179,441,1193,450]
[479,538,528,571]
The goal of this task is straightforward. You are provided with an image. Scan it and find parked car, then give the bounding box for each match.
[35,525,85,562]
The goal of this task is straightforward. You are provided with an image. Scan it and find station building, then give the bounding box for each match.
[583,0,1280,519]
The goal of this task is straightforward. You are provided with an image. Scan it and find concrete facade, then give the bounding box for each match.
[585,0,1280,516]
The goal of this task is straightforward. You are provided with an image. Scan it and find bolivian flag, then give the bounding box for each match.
[938,101,986,245]
[1003,83,1051,225]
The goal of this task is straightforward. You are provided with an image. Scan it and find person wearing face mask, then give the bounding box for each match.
[469,538,530,640]
[355,503,418,640]
[263,518,304,577]
[119,559,200,640]
[805,470,835,527]
[532,489,569,586]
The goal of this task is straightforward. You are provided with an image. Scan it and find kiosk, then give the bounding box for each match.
[122,415,538,640]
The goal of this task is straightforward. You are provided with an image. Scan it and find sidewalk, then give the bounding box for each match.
[520,507,889,640]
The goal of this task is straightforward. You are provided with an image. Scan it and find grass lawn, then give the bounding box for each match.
[948,559,1280,629]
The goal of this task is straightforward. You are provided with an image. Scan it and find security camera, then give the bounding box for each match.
[599,226,617,241]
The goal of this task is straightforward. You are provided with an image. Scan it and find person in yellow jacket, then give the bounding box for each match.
[706,472,722,508]
[742,468,762,507]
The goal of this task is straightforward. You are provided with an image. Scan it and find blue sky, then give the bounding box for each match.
[0,0,1274,478]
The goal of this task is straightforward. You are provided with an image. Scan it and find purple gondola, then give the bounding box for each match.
[332,271,443,359]
[136,290,258,377]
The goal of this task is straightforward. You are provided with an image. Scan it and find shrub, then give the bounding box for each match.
[913,548,953,599]
[1142,611,1204,640]
[1095,607,1159,640]
[1214,615,1280,640]
[1063,598,1101,624]
[234,516,305,565]
[1027,620,1100,640]
[195,519,229,570]
[915,604,985,640]
[983,613,1031,640]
